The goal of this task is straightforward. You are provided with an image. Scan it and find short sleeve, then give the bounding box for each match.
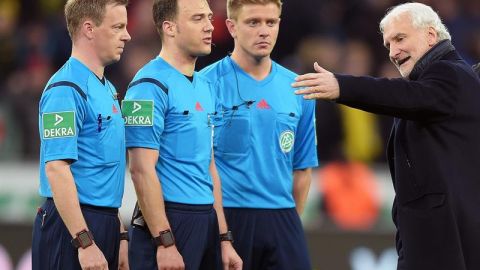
[39,86,86,162]
[293,98,319,169]
[123,81,168,149]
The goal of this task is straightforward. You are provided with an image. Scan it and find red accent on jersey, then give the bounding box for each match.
[257,99,270,109]
[195,102,204,111]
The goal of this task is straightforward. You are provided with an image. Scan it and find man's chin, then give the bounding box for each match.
[251,51,271,60]
[104,56,121,66]
[398,65,413,78]
[195,48,212,57]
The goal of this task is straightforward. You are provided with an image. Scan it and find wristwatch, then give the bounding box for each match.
[153,229,175,247]
[120,231,129,242]
[71,229,94,249]
[220,231,234,243]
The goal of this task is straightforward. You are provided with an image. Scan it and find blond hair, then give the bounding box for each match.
[227,0,282,20]
[65,0,129,40]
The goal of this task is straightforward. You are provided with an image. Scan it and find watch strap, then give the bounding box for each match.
[71,229,94,249]
[153,229,175,247]
[220,231,234,243]
[120,231,129,241]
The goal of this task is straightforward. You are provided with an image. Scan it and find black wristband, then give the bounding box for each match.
[219,231,234,243]
[120,231,129,242]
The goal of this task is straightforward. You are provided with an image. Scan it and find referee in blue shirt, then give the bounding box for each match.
[200,1,318,269]
[32,1,131,269]
[123,0,241,269]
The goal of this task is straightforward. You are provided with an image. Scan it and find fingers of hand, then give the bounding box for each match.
[293,73,321,84]
[303,92,327,100]
[313,62,327,73]
[295,86,322,95]
[231,263,242,270]
[159,265,184,270]
[234,259,243,270]
[82,261,106,270]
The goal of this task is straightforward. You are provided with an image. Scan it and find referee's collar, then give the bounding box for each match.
[69,57,100,80]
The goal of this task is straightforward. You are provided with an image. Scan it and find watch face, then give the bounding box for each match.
[78,231,93,247]
[160,231,175,246]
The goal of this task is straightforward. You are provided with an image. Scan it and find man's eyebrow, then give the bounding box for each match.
[384,33,405,48]
[191,11,213,18]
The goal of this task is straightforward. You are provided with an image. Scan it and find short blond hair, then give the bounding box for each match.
[227,0,282,20]
[65,0,129,40]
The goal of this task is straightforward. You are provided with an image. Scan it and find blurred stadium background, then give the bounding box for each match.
[0,0,479,269]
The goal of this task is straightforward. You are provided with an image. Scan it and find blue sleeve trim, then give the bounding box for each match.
[45,81,87,100]
[128,78,169,95]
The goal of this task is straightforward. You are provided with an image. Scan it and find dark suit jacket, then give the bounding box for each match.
[473,62,480,75]
[336,40,480,270]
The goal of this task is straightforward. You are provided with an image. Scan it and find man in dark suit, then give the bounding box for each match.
[293,2,480,270]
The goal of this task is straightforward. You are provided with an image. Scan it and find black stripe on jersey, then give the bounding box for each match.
[128,78,168,95]
[45,81,87,100]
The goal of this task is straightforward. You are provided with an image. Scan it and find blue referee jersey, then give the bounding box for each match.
[123,57,215,204]
[38,57,126,208]
[200,56,318,209]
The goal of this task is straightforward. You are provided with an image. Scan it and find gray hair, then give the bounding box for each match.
[379,2,451,41]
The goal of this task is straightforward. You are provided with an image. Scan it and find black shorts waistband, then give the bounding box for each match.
[131,202,214,231]
[164,201,213,212]
[46,198,118,215]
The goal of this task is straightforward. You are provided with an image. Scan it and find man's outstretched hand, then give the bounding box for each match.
[292,62,340,100]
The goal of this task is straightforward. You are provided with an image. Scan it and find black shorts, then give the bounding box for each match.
[224,207,312,270]
[32,198,120,270]
[129,202,221,270]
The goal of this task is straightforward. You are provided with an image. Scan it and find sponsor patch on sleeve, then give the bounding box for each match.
[42,111,76,139]
[121,100,154,126]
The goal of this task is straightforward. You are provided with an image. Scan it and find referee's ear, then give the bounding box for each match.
[81,20,95,41]
[225,18,237,39]
[163,20,177,39]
